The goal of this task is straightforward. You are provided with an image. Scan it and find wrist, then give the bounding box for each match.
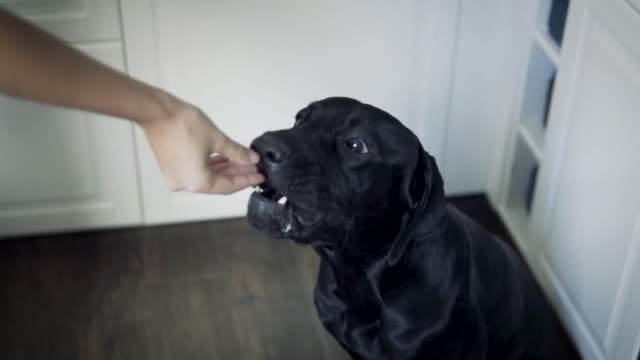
[134,86,188,127]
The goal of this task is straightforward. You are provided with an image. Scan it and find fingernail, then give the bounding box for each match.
[249,151,260,164]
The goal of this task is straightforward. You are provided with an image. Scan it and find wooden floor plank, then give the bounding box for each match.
[0,218,348,360]
[0,195,529,360]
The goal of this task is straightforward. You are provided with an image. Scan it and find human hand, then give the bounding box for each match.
[140,102,264,194]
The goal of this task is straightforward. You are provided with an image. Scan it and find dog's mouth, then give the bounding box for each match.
[247,179,300,238]
[253,182,288,206]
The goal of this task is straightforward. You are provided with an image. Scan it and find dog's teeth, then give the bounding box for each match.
[283,223,292,233]
[277,196,288,205]
[254,187,263,193]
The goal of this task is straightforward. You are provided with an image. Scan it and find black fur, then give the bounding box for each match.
[247,97,575,359]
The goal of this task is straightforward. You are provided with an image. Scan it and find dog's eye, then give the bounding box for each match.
[344,138,368,154]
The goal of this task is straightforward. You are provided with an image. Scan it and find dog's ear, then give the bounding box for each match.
[388,147,446,264]
[295,107,309,125]
[295,102,317,125]
[400,141,443,211]
[399,145,433,210]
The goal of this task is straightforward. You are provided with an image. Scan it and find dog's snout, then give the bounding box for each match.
[251,132,291,170]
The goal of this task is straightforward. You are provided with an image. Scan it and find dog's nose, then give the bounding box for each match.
[251,131,291,169]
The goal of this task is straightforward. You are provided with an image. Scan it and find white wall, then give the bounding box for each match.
[132,1,426,135]
[444,0,513,194]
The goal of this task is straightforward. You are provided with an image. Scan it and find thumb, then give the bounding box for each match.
[213,134,260,165]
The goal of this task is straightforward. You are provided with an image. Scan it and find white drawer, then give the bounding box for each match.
[0,0,121,42]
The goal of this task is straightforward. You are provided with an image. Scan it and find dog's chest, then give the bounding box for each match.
[314,260,386,354]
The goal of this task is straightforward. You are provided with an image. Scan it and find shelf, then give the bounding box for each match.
[518,124,543,161]
[498,203,530,252]
[506,136,540,218]
[496,0,569,251]
[534,30,560,66]
[520,41,557,148]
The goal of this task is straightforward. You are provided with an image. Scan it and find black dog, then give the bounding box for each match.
[247,97,575,359]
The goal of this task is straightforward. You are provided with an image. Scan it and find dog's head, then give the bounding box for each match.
[247,97,442,251]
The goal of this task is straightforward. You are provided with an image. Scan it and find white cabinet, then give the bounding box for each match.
[0,43,142,238]
[0,0,121,42]
[489,0,640,358]
[534,1,640,358]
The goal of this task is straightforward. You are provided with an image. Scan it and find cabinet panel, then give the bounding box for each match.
[1,101,95,203]
[539,19,640,358]
[0,43,141,238]
[0,0,120,42]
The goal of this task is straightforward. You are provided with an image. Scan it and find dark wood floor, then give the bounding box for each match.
[0,195,567,360]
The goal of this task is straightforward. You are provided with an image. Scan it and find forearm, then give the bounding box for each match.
[0,8,179,125]
[0,9,262,193]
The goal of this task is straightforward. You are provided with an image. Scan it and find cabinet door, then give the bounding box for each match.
[0,43,142,238]
[530,0,640,358]
[0,0,121,42]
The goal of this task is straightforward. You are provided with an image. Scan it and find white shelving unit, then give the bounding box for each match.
[492,0,640,358]
[497,0,568,248]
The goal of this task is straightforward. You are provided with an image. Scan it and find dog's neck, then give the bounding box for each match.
[311,176,452,319]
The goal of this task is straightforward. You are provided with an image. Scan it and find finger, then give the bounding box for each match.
[218,165,262,177]
[209,162,231,173]
[209,159,232,172]
[210,161,258,174]
[208,154,230,165]
[208,173,265,194]
[213,135,260,165]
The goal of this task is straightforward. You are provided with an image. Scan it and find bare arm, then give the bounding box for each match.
[0,8,263,194]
